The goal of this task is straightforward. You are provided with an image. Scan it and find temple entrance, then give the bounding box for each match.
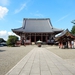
[27,37,29,40]
[31,36,35,42]
[43,36,46,42]
[25,34,54,44]
[36,36,41,41]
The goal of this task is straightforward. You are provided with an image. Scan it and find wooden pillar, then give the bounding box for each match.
[30,34,31,44]
[59,42,61,48]
[35,33,36,44]
[23,33,26,46]
[74,40,75,48]
[20,33,22,41]
[30,34,31,42]
[20,33,22,45]
[69,41,72,48]
[60,41,63,48]
[68,41,70,48]
[66,41,68,48]
[46,35,47,43]
[41,33,43,41]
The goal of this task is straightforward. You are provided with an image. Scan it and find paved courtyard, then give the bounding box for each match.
[6,47,75,75]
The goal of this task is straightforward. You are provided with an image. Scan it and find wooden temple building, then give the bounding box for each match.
[12,18,63,45]
[56,29,75,48]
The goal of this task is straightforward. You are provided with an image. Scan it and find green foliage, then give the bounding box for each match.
[7,35,18,46]
[71,25,75,35]
[71,20,75,35]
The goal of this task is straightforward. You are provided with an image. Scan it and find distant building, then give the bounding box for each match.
[12,18,63,45]
[56,29,75,48]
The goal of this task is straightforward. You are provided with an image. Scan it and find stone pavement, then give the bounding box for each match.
[6,47,75,75]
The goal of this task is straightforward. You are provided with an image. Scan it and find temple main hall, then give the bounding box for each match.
[12,18,62,45]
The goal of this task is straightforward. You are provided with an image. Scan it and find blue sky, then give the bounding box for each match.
[0,0,75,40]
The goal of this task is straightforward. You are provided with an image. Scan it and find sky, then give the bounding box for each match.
[0,0,75,40]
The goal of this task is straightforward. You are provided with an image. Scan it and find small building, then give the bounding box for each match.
[12,18,63,45]
[56,29,75,48]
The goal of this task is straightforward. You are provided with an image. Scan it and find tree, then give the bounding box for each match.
[7,35,19,46]
[71,20,75,35]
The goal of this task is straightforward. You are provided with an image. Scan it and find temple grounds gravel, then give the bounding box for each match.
[46,46,75,67]
[0,45,34,75]
[0,45,75,75]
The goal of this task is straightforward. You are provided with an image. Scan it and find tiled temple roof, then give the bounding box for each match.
[12,18,63,33]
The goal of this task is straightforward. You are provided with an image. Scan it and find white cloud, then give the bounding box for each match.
[56,14,70,22]
[0,0,10,6]
[0,31,7,36]
[0,6,9,19]
[14,0,32,14]
[0,30,20,40]
[34,13,44,17]
[30,11,44,17]
[14,3,26,14]
[8,32,15,35]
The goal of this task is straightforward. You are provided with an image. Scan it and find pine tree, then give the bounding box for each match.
[71,20,75,35]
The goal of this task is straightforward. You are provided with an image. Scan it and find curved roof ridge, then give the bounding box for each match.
[23,18,50,20]
[12,18,63,34]
[48,19,53,29]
